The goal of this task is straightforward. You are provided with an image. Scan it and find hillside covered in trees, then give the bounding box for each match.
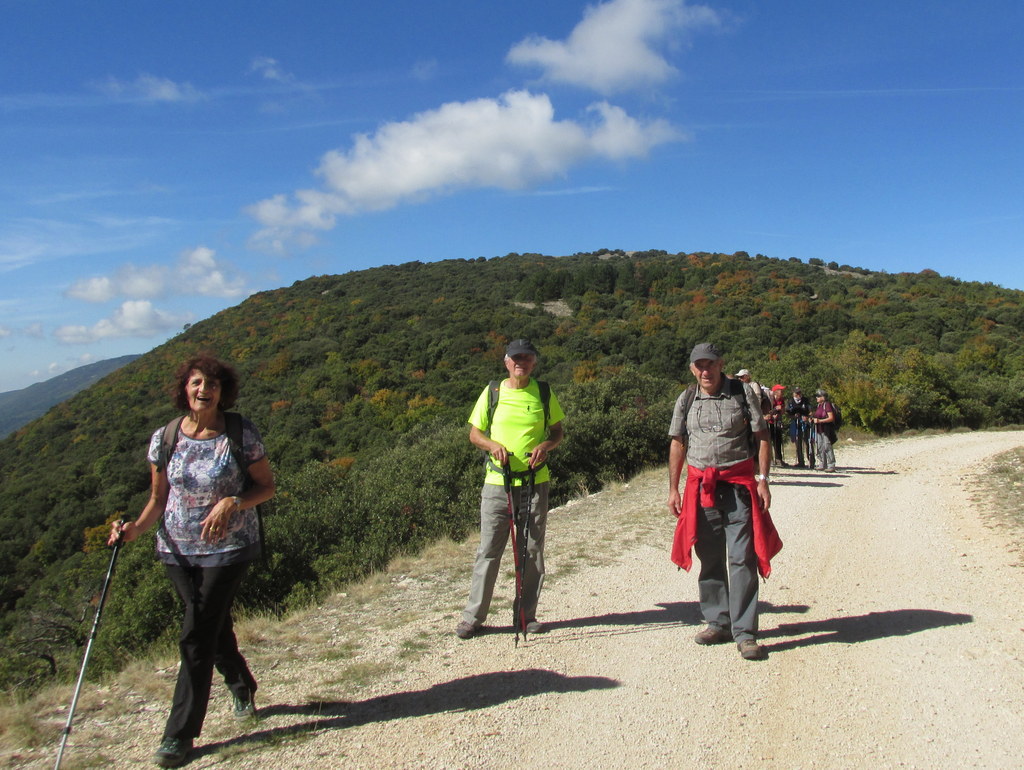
[1,249,1022,694]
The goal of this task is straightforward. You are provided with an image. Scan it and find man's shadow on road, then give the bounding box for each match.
[195,669,619,760]
[762,608,973,652]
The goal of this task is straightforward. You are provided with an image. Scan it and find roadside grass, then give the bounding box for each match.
[974,446,1024,564]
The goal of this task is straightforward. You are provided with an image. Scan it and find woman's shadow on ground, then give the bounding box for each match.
[195,668,619,760]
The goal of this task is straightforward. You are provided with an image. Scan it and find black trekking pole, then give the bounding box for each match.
[515,464,536,646]
[55,517,126,770]
[502,459,526,647]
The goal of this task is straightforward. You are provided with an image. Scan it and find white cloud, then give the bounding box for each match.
[506,0,719,95]
[178,246,247,297]
[247,89,681,252]
[54,300,191,344]
[64,246,246,303]
[0,326,10,339]
[95,73,203,103]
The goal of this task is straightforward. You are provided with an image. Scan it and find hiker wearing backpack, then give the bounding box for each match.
[667,343,783,661]
[811,389,838,473]
[785,386,815,469]
[735,369,772,417]
[767,384,788,467]
[457,339,565,640]
[108,355,275,769]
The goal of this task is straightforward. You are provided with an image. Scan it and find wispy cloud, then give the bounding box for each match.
[0,216,175,273]
[92,73,205,103]
[247,90,680,252]
[507,0,720,95]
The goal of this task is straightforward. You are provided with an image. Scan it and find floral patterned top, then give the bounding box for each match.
[147,416,266,567]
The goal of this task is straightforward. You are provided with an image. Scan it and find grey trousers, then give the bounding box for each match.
[462,481,549,627]
[694,482,759,642]
[816,430,836,471]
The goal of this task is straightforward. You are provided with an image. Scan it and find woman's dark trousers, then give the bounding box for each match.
[163,561,257,740]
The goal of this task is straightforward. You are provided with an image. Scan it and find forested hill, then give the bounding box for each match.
[1,249,1022,694]
[0,354,140,439]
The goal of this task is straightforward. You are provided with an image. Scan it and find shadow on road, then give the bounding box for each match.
[762,608,973,652]
[839,466,898,475]
[545,601,702,631]
[198,669,619,758]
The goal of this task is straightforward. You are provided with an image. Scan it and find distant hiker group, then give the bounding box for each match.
[78,340,842,768]
[738,371,841,473]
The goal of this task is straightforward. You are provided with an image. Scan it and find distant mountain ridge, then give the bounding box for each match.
[0,354,140,438]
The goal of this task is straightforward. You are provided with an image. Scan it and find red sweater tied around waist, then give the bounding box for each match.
[670,457,783,578]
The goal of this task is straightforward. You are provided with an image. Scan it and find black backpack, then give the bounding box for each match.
[157,412,266,561]
[830,402,843,433]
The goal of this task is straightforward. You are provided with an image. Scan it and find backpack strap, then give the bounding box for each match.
[224,411,267,565]
[156,416,185,473]
[223,411,249,473]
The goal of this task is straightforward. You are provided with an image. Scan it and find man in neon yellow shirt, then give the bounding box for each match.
[456,339,565,639]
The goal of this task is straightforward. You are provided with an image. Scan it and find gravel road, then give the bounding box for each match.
[18,431,1024,769]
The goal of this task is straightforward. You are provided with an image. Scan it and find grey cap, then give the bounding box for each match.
[506,338,539,358]
[815,389,828,398]
[689,342,723,363]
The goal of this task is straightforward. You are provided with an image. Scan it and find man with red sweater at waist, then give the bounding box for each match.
[667,343,782,661]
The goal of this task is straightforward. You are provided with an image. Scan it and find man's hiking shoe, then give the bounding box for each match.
[694,626,731,645]
[525,620,546,634]
[455,621,477,639]
[153,737,192,768]
[738,639,765,660]
[232,691,257,719]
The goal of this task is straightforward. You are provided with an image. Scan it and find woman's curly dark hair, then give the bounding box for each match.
[171,354,240,411]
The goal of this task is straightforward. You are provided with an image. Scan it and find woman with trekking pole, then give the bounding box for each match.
[108,354,275,768]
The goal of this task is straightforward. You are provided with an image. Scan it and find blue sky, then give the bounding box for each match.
[2,0,1022,391]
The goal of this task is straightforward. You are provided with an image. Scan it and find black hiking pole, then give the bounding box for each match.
[502,460,526,647]
[514,463,536,646]
[55,518,126,770]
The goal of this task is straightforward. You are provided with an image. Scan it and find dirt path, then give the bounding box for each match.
[14,431,1024,769]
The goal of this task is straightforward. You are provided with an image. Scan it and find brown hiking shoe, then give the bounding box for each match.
[694,626,732,645]
[455,621,477,639]
[738,639,765,660]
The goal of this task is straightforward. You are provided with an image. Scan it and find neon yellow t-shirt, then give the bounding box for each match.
[468,378,565,486]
